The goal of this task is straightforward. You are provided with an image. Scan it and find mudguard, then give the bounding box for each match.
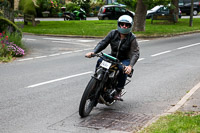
[95,68,104,80]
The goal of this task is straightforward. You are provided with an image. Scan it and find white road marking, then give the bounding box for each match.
[77,40,96,43]
[52,41,90,47]
[18,58,34,61]
[43,38,72,41]
[138,40,150,43]
[35,56,47,59]
[83,48,93,51]
[17,48,93,62]
[177,42,200,50]
[151,50,171,57]
[27,71,93,88]
[45,37,149,43]
[22,38,36,41]
[73,50,84,52]
[138,58,145,61]
[61,51,73,55]
[49,53,60,57]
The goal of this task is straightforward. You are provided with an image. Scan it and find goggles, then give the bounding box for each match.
[119,22,131,27]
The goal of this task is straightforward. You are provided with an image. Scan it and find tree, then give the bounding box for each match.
[170,0,179,23]
[189,0,194,26]
[133,0,147,31]
[71,0,91,14]
[132,0,179,32]
[117,0,137,11]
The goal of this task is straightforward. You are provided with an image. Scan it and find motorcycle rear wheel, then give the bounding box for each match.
[79,77,98,117]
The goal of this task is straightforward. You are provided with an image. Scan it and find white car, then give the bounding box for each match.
[146,5,182,19]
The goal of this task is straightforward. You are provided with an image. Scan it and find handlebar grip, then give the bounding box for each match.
[128,69,134,78]
[85,53,96,58]
[91,54,96,57]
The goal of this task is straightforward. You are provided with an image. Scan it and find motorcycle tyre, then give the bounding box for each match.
[79,77,98,117]
[81,17,86,20]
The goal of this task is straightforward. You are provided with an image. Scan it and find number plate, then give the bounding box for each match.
[100,60,111,69]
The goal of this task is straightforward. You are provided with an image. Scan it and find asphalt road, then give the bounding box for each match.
[1,33,200,133]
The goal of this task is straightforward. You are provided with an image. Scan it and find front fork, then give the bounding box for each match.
[93,68,109,106]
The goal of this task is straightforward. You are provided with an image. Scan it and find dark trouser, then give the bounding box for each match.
[96,58,130,90]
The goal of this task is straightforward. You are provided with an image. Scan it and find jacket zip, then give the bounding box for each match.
[116,40,121,58]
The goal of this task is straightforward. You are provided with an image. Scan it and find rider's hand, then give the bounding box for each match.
[85,52,94,58]
[124,65,132,74]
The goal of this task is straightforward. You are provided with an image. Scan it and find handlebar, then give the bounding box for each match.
[88,52,133,77]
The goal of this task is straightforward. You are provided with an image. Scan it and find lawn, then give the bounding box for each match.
[141,112,200,133]
[20,20,116,37]
[20,18,200,37]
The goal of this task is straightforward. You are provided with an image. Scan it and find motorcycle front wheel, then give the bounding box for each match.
[79,77,98,117]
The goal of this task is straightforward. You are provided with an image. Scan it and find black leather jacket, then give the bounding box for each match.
[93,30,140,67]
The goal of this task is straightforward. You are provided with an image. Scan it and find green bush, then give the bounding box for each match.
[18,0,36,16]
[65,3,80,12]
[90,2,104,16]
[116,0,136,11]
[80,0,91,15]
[23,0,37,16]
[35,0,65,17]
[18,0,25,11]
[116,0,172,11]
[0,16,22,37]
[7,31,25,51]
[0,9,3,16]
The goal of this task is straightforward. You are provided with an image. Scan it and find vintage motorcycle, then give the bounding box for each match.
[79,53,133,117]
[64,8,86,21]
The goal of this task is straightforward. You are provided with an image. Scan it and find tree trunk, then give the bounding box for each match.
[133,0,147,32]
[189,0,194,26]
[170,0,179,23]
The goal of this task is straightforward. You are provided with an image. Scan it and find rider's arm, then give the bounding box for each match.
[93,30,114,54]
[129,38,140,67]
[85,31,114,58]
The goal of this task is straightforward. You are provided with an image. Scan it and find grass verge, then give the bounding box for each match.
[20,20,116,37]
[140,112,200,133]
[20,18,200,37]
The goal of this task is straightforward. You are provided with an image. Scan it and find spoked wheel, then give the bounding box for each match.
[79,77,98,117]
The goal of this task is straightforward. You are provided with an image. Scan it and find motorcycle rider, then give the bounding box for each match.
[85,15,140,100]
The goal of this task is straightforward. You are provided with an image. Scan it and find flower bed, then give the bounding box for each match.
[0,31,25,62]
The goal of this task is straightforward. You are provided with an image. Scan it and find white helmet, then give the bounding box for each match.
[117,15,133,34]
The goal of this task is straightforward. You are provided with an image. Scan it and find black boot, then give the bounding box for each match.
[113,88,123,101]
